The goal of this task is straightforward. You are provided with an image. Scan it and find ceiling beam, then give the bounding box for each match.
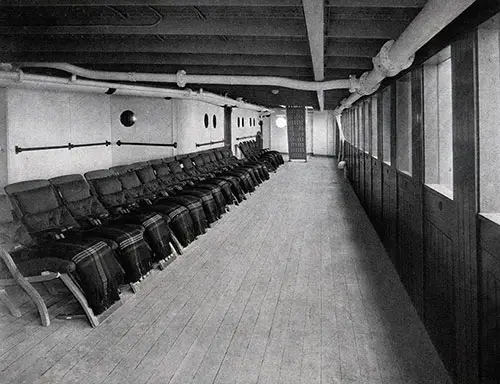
[326,20,408,39]
[326,40,382,57]
[0,18,306,37]
[6,52,315,68]
[302,0,324,110]
[0,36,311,56]
[325,56,372,69]
[1,0,302,5]
[326,0,425,7]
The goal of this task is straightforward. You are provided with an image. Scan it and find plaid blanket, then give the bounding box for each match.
[154,196,207,236]
[208,176,244,202]
[112,212,173,263]
[34,237,124,315]
[177,189,220,223]
[193,184,226,211]
[87,222,153,282]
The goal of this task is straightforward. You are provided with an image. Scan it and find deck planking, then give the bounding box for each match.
[0,157,451,384]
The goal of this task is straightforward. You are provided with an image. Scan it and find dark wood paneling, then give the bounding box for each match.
[424,219,457,376]
[423,187,457,238]
[397,171,424,317]
[478,216,500,384]
[371,157,382,231]
[382,163,397,263]
[479,246,500,384]
[364,152,372,213]
[452,30,479,384]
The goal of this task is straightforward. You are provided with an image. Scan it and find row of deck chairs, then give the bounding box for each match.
[238,140,284,168]
[0,146,282,327]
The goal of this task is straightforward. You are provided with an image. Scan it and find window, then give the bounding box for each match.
[237,117,240,127]
[204,113,209,128]
[213,114,217,129]
[396,73,412,175]
[424,46,453,198]
[276,115,286,128]
[382,86,392,164]
[358,104,364,151]
[364,100,370,154]
[371,95,378,158]
[478,15,500,214]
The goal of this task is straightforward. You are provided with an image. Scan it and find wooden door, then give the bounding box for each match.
[286,106,307,161]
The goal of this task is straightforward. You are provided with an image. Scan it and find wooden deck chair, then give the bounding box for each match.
[0,245,103,327]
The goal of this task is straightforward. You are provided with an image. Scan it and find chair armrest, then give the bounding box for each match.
[16,257,76,276]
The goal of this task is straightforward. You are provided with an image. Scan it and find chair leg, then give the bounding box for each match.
[170,232,183,255]
[59,273,99,328]
[0,288,21,318]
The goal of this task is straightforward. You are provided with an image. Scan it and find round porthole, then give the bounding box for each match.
[213,115,217,129]
[120,110,136,127]
[276,116,287,128]
[204,113,209,128]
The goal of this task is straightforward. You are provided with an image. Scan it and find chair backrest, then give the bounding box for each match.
[214,149,224,161]
[49,174,109,223]
[84,169,131,209]
[179,156,195,170]
[201,152,213,165]
[192,155,205,168]
[134,163,166,193]
[5,180,78,237]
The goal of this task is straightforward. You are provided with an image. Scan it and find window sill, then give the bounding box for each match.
[478,213,500,226]
[426,184,454,200]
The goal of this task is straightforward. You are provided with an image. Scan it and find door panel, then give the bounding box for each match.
[286,106,307,161]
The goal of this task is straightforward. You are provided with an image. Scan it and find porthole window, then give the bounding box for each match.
[275,116,286,128]
[242,118,245,127]
[120,110,136,127]
[213,114,217,129]
[237,117,240,127]
[204,113,209,128]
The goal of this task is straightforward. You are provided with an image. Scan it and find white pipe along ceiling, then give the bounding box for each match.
[3,0,476,114]
[0,66,271,113]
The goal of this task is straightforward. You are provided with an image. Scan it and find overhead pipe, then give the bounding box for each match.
[0,65,271,113]
[15,62,352,92]
[8,0,476,113]
[333,0,477,115]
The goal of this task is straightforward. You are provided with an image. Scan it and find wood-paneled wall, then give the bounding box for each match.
[342,27,498,384]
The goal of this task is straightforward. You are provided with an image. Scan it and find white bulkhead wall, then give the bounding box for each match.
[268,108,336,156]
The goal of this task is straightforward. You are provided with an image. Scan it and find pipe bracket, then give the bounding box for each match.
[356,71,381,96]
[127,72,137,82]
[348,75,360,93]
[373,40,414,78]
[176,70,187,88]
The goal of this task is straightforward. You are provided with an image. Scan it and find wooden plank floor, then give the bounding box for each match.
[0,157,451,384]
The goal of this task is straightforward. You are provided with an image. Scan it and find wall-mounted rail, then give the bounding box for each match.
[116,140,177,148]
[236,135,256,141]
[69,141,111,150]
[15,141,111,154]
[195,139,225,148]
